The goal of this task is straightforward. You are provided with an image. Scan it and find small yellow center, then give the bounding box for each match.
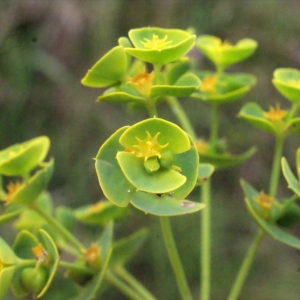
[84,244,101,265]
[127,68,154,97]
[133,131,169,161]
[2,181,21,204]
[256,191,274,210]
[263,104,286,122]
[199,76,217,94]
[32,243,48,262]
[141,34,172,50]
[196,139,208,153]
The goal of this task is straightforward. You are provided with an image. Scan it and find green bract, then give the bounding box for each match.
[196,35,257,69]
[81,46,127,88]
[198,147,256,169]
[272,68,300,104]
[97,71,200,105]
[11,229,59,299]
[282,149,300,197]
[239,102,300,136]
[0,136,50,176]
[74,200,127,226]
[125,27,196,65]
[241,180,300,249]
[192,72,256,103]
[2,159,54,206]
[95,118,201,215]
[0,237,17,299]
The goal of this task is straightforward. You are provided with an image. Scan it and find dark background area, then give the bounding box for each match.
[1,0,300,299]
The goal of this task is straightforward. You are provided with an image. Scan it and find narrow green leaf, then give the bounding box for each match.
[110,228,149,267]
[281,157,300,197]
[37,229,59,298]
[241,180,300,249]
[199,147,256,169]
[69,248,112,300]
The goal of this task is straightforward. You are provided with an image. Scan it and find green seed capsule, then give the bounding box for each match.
[20,266,48,295]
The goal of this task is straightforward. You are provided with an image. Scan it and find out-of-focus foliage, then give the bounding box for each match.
[1,1,300,299]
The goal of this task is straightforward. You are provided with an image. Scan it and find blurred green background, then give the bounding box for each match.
[1,0,300,299]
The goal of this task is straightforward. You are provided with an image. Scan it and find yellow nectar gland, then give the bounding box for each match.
[133,131,169,161]
[127,68,154,97]
[256,191,274,210]
[84,244,101,265]
[2,181,21,204]
[199,76,217,94]
[32,243,48,262]
[195,139,208,153]
[263,104,286,122]
[141,34,172,50]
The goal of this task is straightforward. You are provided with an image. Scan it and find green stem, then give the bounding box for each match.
[105,270,145,300]
[166,97,197,141]
[200,179,211,300]
[30,203,85,254]
[228,130,285,299]
[227,229,264,300]
[146,100,158,118]
[116,267,157,300]
[159,216,193,300]
[268,134,285,197]
[16,258,36,268]
[209,103,220,152]
[58,260,94,275]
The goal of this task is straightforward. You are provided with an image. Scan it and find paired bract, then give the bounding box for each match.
[95,118,203,215]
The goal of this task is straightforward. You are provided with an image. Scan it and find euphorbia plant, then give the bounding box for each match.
[0,26,299,300]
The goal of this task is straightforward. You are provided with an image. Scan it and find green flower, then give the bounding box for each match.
[239,102,300,136]
[241,180,300,250]
[95,118,203,216]
[1,159,54,206]
[0,136,50,176]
[192,71,256,103]
[196,35,257,70]
[125,27,196,66]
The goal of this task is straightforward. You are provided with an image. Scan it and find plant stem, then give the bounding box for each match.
[268,135,284,197]
[105,270,145,300]
[228,129,285,300]
[166,97,197,141]
[226,229,264,300]
[58,260,94,275]
[146,100,158,118]
[160,216,193,300]
[200,179,211,300]
[30,203,85,254]
[209,103,220,152]
[199,98,220,300]
[116,267,157,300]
